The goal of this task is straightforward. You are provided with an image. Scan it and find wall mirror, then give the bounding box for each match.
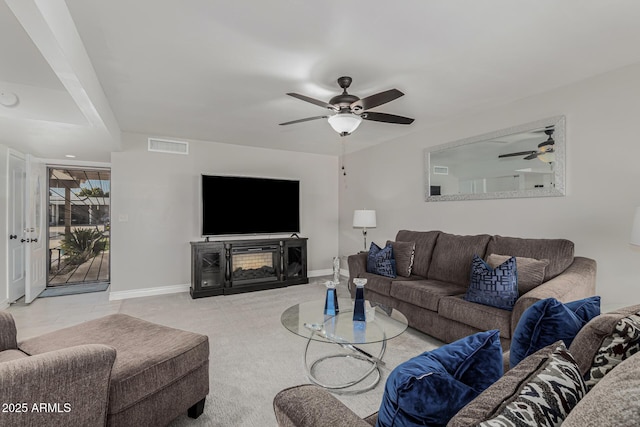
[424,116,565,201]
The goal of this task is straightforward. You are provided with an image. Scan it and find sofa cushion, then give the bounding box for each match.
[562,351,640,427]
[485,235,574,281]
[464,255,518,311]
[395,230,440,278]
[0,349,29,363]
[439,296,513,339]
[386,240,415,277]
[358,272,396,297]
[18,314,209,415]
[448,341,586,427]
[568,304,640,379]
[377,330,502,427]
[510,297,601,368]
[390,280,468,312]
[367,242,397,278]
[428,233,491,286]
[486,253,549,295]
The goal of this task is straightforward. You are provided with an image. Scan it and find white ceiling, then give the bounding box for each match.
[3,0,640,162]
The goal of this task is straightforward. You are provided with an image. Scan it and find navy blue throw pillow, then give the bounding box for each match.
[510,296,601,368]
[464,254,518,311]
[367,242,383,272]
[376,330,503,427]
[367,242,397,278]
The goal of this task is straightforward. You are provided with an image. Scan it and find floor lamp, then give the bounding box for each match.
[353,210,376,251]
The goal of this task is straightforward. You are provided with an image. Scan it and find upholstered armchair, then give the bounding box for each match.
[0,311,116,426]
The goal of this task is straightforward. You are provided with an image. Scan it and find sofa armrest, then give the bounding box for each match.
[0,311,18,351]
[510,256,597,334]
[273,384,372,427]
[0,344,116,427]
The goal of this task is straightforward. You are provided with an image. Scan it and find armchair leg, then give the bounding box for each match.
[188,398,206,419]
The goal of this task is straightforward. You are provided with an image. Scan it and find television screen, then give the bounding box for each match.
[201,175,300,236]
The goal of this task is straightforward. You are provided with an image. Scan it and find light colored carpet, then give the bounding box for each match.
[107,276,441,427]
[18,277,441,426]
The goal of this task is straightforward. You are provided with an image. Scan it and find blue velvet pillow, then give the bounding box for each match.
[463,254,518,311]
[510,296,601,369]
[377,330,503,427]
[367,242,397,278]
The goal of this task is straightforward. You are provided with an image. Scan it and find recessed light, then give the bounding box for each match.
[0,92,19,108]
[65,154,76,158]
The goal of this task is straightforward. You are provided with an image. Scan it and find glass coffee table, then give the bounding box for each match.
[281,298,408,393]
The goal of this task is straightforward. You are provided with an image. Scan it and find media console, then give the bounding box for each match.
[190,237,308,298]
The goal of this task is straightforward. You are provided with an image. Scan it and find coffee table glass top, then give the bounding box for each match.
[281,298,408,344]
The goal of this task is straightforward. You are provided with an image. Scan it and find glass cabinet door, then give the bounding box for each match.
[200,251,223,289]
[284,241,307,280]
[191,242,225,297]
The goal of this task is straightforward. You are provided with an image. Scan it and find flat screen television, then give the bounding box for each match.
[201,175,300,236]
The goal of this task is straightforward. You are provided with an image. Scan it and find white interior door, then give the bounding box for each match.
[7,151,26,302]
[24,155,47,303]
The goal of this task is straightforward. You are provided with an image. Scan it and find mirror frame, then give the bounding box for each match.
[424,116,565,201]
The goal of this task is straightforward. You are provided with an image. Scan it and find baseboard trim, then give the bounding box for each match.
[308,269,349,278]
[0,299,9,310]
[109,269,348,301]
[109,284,190,301]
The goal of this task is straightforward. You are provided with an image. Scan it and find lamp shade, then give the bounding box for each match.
[353,210,376,228]
[328,113,362,135]
[631,207,640,246]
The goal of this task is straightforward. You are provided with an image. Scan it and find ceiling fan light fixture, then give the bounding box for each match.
[538,151,555,163]
[327,113,362,136]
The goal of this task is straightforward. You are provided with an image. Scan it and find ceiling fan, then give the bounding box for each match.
[498,127,555,162]
[279,76,414,136]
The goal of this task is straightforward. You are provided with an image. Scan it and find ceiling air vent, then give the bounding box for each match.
[433,166,449,175]
[148,138,189,155]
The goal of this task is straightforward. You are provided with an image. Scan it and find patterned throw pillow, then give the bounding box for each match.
[464,254,518,311]
[386,240,415,277]
[477,343,586,426]
[486,254,549,295]
[366,242,396,278]
[586,312,640,388]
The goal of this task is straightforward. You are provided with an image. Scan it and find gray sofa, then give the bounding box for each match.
[348,230,597,349]
[0,312,209,427]
[273,304,640,426]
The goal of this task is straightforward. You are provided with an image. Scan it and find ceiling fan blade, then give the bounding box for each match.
[498,151,537,159]
[286,93,337,110]
[523,152,540,160]
[351,89,404,111]
[279,115,328,126]
[361,111,414,125]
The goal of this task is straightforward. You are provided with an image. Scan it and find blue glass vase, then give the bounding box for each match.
[324,281,339,316]
[353,278,366,321]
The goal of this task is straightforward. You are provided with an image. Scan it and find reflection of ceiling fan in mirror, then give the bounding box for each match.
[498,127,555,163]
[279,76,414,136]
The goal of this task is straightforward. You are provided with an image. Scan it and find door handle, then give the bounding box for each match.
[32,238,38,243]
[20,238,30,243]
[9,234,17,239]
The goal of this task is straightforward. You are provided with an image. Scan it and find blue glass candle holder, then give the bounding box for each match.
[324,281,339,316]
[353,278,366,321]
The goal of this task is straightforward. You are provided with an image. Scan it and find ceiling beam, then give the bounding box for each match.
[5,0,122,151]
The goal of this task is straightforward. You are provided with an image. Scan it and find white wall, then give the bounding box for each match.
[0,144,8,308]
[339,63,640,311]
[110,133,339,294]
